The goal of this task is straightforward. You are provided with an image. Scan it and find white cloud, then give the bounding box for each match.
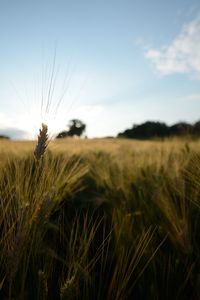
[185,93,200,101]
[0,112,29,139]
[145,14,200,77]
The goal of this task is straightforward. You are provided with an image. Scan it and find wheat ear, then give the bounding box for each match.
[34,123,48,160]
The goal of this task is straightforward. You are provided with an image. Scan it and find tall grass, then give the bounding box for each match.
[0,138,200,299]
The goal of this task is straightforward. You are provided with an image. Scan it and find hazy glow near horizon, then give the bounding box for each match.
[0,0,200,139]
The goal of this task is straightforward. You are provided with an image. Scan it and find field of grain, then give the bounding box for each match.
[0,137,200,299]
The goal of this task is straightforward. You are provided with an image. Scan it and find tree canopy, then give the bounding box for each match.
[56,119,86,138]
[118,121,200,139]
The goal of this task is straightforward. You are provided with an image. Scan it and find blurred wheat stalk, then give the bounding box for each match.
[34,123,48,160]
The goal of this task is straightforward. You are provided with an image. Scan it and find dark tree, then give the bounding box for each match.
[56,119,86,138]
[193,121,200,136]
[117,120,200,139]
[169,122,193,136]
[56,131,69,138]
[0,135,10,140]
[118,121,169,139]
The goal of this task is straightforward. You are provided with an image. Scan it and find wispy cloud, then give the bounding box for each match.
[145,14,200,78]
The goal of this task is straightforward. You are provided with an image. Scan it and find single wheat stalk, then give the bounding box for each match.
[38,270,48,299]
[34,123,48,160]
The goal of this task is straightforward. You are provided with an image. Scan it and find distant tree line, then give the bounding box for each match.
[0,135,10,140]
[1,119,200,141]
[118,121,200,139]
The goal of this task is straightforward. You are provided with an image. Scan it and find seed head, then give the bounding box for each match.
[34,123,48,160]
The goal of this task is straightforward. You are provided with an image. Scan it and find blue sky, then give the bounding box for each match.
[0,0,200,139]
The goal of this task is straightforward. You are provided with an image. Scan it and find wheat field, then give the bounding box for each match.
[0,137,200,299]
